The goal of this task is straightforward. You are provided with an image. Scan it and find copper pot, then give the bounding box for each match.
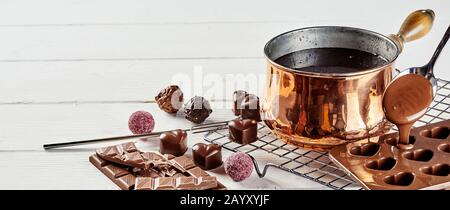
[262,9,434,151]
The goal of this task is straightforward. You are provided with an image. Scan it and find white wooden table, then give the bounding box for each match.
[0,0,449,190]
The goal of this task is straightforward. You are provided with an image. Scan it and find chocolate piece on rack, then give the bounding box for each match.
[228,119,258,145]
[155,85,184,114]
[232,90,248,116]
[159,129,188,156]
[184,96,213,123]
[192,143,223,170]
[240,94,261,121]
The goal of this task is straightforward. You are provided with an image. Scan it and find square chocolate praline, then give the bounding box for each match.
[228,119,258,145]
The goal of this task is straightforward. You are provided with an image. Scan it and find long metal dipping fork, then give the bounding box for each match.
[43,120,229,150]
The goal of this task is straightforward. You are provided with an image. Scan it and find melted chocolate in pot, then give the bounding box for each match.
[274,48,389,73]
[382,74,433,148]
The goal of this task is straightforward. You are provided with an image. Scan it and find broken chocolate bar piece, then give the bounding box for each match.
[89,154,136,190]
[96,142,170,169]
[228,119,258,145]
[192,143,223,170]
[96,142,146,169]
[169,156,196,173]
[187,166,211,178]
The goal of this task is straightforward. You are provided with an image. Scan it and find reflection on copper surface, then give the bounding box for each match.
[262,64,394,151]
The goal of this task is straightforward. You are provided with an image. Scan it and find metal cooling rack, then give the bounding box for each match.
[204,78,450,190]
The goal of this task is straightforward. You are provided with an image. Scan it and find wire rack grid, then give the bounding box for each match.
[204,78,450,190]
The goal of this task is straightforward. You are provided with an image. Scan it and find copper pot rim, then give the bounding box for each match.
[263,26,400,79]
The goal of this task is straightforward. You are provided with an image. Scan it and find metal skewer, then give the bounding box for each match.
[43,120,229,150]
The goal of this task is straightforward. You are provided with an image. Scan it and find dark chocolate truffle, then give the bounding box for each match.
[192,143,223,170]
[155,85,184,113]
[159,129,188,156]
[184,96,213,123]
[228,119,258,145]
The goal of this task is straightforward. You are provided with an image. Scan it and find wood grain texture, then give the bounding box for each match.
[0,102,236,150]
[0,0,446,25]
[0,59,267,103]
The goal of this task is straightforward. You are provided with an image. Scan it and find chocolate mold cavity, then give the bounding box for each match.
[384,172,415,186]
[349,143,380,157]
[420,164,450,177]
[438,143,450,153]
[403,149,434,162]
[420,127,449,139]
[385,136,416,146]
[365,157,396,171]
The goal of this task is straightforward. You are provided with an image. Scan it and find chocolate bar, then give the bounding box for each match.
[90,142,226,190]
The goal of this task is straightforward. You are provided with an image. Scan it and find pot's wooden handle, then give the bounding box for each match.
[389,9,435,52]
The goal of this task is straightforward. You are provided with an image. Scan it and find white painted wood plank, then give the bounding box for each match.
[0,102,236,150]
[0,0,447,25]
[0,59,267,103]
[1,55,449,104]
[0,21,357,60]
[0,0,449,190]
[1,20,449,62]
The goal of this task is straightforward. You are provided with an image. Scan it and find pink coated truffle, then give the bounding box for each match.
[224,152,254,182]
[128,111,155,134]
